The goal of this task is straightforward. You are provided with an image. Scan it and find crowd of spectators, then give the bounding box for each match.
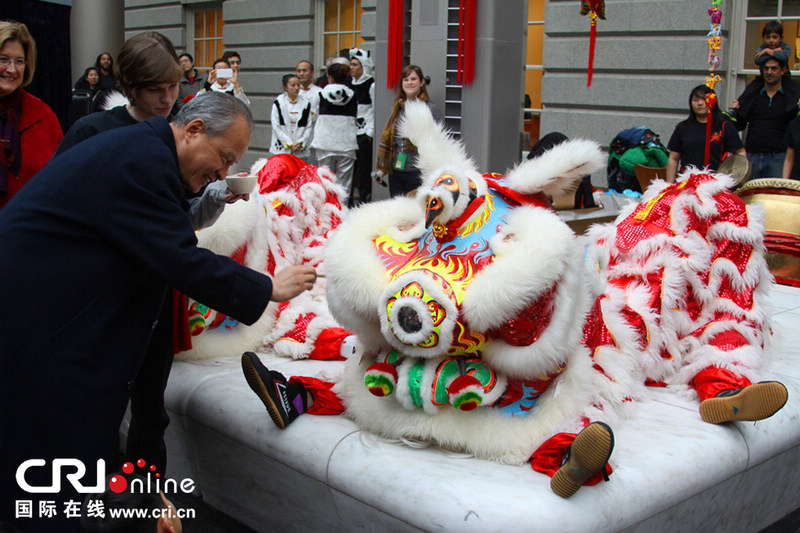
[665,20,800,183]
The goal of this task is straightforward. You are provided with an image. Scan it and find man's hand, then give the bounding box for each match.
[231,69,243,92]
[224,172,252,203]
[224,191,250,203]
[270,266,318,302]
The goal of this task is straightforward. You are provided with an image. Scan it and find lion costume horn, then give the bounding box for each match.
[399,100,605,199]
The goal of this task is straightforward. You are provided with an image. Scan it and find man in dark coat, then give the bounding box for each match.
[727,55,800,179]
[0,92,316,531]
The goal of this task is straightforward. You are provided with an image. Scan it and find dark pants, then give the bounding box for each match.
[389,168,423,198]
[747,151,784,180]
[353,134,374,204]
[126,296,174,473]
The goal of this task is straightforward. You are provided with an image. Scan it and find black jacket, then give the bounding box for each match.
[0,118,272,530]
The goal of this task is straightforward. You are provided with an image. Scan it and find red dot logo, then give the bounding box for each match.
[136,458,146,468]
[108,475,128,493]
[150,465,156,471]
[122,462,134,475]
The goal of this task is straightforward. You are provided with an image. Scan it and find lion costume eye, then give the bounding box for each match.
[434,173,459,192]
[425,196,444,227]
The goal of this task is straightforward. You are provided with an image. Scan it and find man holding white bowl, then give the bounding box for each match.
[0,92,316,531]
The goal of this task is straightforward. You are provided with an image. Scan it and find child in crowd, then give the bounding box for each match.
[270,74,313,161]
[754,20,792,70]
[725,21,797,124]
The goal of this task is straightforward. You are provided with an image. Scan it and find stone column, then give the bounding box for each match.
[459,0,526,172]
[375,0,527,174]
[70,0,124,81]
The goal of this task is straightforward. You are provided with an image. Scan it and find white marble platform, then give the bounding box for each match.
[162,284,800,533]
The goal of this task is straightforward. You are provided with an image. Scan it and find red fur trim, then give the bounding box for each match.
[692,366,751,401]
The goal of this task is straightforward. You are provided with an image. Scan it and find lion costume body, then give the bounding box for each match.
[191,103,782,494]
[320,102,776,467]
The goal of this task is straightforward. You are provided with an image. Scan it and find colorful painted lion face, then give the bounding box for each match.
[326,102,604,372]
[374,169,562,362]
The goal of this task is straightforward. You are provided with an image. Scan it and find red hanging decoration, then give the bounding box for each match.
[705,1,723,167]
[457,0,477,85]
[387,0,404,89]
[704,91,717,167]
[580,0,606,87]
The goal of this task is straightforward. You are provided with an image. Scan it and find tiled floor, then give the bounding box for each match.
[170,491,256,532]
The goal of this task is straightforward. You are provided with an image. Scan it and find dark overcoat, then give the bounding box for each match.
[0,118,271,528]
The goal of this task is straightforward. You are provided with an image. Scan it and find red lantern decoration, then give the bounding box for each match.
[580,0,606,87]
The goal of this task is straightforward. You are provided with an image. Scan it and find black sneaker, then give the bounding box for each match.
[699,381,788,424]
[550,422,614,498]
[241,352,307,429]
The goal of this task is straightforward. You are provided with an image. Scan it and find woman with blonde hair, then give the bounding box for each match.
[0,20,63,209]
[55,31,183,155]
[375,64,442,197]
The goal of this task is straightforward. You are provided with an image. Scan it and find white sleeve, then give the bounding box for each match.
[235,87,251,106]
[271,99,293,148]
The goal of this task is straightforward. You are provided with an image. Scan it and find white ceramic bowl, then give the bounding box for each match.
[226,175,257,194]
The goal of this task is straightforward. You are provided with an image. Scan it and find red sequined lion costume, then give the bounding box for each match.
[178,154,353,362]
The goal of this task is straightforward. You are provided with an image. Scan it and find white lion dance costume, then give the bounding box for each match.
[179,154,352,362]
[241,102,787,498]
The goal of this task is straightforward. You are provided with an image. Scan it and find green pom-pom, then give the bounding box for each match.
[364,362,398,397]
[447,375,484,411]
[188,313,206,336]
[451,391,482,411]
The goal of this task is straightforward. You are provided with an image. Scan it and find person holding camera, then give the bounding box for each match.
[198,57,250,106]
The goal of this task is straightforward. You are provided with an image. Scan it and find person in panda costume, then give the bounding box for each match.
[310,60,358,204]
[270,73,313,161]
[349,47,376,205]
